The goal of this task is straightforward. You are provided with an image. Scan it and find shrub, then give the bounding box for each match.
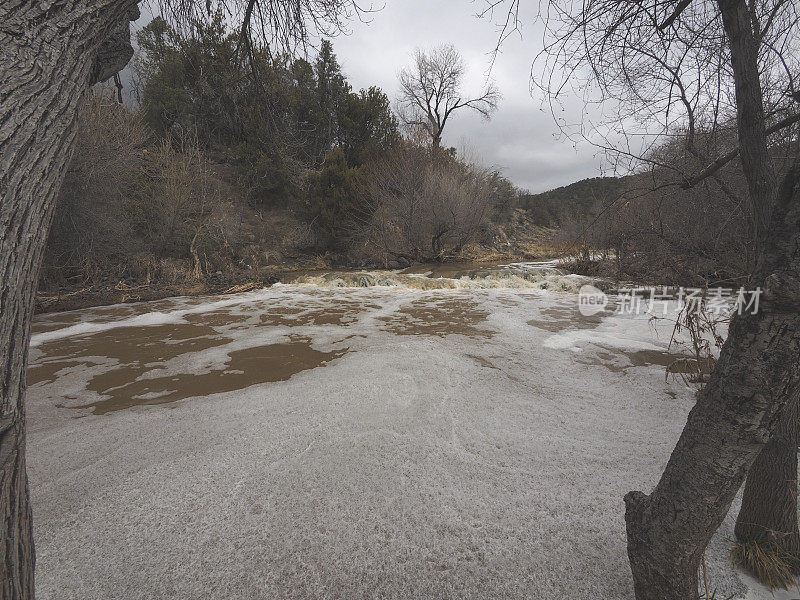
[41,91,227,289]
[41,92,147,286]
[307,148,366,250]
[360,142,495,262]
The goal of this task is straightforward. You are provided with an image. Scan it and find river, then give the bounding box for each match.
[25,262,767,599]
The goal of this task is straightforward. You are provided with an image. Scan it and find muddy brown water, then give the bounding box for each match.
[31,298,216,335]
[527,304,605,333]
[28,314,348,414]
[580,348,714,376]
[74,339,346,415]
[28,274,573,416]
[28,290,499,415]
[32,323,231,367]
[379,297,493,338]
[257,300,372,327]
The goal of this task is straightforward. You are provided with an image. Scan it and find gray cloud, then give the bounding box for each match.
[328,1,605,192]
[129,0,606,193]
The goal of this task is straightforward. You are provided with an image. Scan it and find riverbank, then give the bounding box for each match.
[35,266,287,315]
[36,208,560,314]
[33,256,546,314]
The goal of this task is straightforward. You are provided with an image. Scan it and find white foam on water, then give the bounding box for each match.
[26,280,771,600]
[31,264,607,346]
[290,268,596,293]
[30,311,183,347]
[30,287,281,346]
[543,327,669,353]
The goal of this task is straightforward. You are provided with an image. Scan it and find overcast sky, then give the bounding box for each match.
[133,1,607,193]
[327,1,606,193]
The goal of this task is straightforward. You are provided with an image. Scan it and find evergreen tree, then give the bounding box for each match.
[339,86,399,167]
[308,147,364,249]
[137,21,397,205]
[313,39,349,164]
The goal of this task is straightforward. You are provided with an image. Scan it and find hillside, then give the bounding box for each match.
[519,176,625,226]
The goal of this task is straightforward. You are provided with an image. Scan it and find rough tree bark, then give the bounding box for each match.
[623,1,800,598]
[625,149,800,600]
[730,0,800,571]
[735,391,800,562]
[0,2,138,597]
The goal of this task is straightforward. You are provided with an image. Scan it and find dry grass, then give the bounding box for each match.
[456,226,561,263]
[731,538,799,590]
[222,282,260,295]
[457,244,507,262]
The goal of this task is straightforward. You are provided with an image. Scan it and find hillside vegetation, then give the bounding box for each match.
[42,16,770,311]
[519,176,624,227]
[38,17,554,312]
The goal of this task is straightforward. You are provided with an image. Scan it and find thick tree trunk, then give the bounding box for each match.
[735,392,800,561]
[625,186,800,598]
[624,2,800,599]
[0,2,137,597]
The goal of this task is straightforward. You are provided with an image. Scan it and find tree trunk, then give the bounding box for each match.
[625,185,800,598]
[735,391,800,562]
[624,2,800,598]
[0,2,138,597]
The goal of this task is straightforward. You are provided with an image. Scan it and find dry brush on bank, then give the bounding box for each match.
[354,142,515,264]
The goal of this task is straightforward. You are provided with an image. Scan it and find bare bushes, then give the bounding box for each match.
[125,133,223,277]
[42,91,398,295]
[359,142,497,262]
[42,92,146,285]
[41,91,230,290]
[557,134,757,285]
[42,93,522,293]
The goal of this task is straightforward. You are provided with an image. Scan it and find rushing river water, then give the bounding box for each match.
[25,261,768,600]
[28,261,586,414]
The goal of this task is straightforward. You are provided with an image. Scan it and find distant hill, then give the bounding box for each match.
[519,176,625,226]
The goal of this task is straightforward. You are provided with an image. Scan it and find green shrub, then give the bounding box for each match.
[308,148,366,250]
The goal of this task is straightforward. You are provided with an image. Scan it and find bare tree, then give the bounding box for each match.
[362,141,495,261]
[397,44,500,148]
[481,0,800,598]
[0,1,365,597]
